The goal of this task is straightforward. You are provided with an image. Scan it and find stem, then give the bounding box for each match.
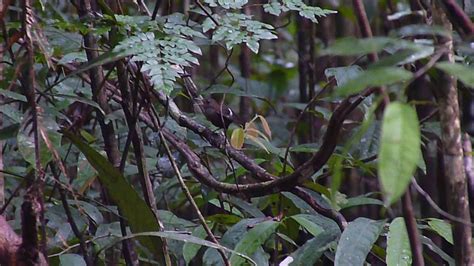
[401,189,424,266]
[158,128,231,266]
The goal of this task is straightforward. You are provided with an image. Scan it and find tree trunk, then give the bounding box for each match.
[433,4,473,264]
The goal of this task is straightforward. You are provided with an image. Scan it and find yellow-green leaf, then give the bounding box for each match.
[231,127,245,149]
[258,115,272,139]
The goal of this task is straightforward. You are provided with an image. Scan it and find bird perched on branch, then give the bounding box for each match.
[201,98,244,130]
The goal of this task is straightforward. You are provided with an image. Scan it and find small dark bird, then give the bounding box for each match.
[201,98,244,130]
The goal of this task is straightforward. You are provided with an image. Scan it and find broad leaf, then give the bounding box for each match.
[420,236,455,265]
[17,111,62,168]
[0,89,27,102]
[340,196,384,209]
[436,62,474,87]
[334,67,412,97]
[183,225,208,265]
[203,218,268,265]
[96,230,256,265]
[59,254,86,266]
[335,218,385,266]
[427,218,453,244]
[378,102,421,204]
[386,217,412,266]
[291,214,325,236]
[64,132,165,262]
[282,231,338,266]
[322,37,394,56]
[230,220,279,265]
[231,127,245,149]
[324,65,363,86]
[227,196,265,218]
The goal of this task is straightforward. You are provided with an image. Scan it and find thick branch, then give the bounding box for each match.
[440,0,474,39]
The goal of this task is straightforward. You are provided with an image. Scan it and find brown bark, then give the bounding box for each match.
[463,133,474,218]
[352,0,378,62]
[401,190,425,266]
[19,0,47,263]
[76,0,121,168]
[0,38,4,207]
[439,0,474,39]
[433,4,473,264]
[239,5,252,121]
[0,215,47,266]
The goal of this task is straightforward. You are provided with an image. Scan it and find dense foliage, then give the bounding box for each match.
[0,0,474,265]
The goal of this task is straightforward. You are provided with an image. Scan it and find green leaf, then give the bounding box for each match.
[59,254,86,266]
[283,231,338,266]
[56,94,105,115]
[214,0,248,9]
[229,220,279,265]
[0,89,27,102]
[263,1,284,16]
[340,196,384,209]
[386,217,412,266]
[291,214,325,236]
[324,65,363,86]
[17,111,62,168]
[52,50,126,89]
[0,104,22,123]
[57,51,88,65]
[378,102,421,205]
[335,67,412,97]
[436,62,474,87]
[420,235,455,265]
[322,37,394,56]
[183,225,208,265]
[0,123,19,141]
[63,132,165,262]
[282,191,332,216]
[227,196,265,218]
[427,218,453,244]
[93,230,256,265]
[206,214,242,225]
[335,218,385,266]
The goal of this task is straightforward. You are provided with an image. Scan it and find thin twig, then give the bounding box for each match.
[195,0,219,26]
[412,178,474,226]
[156,119,231,266]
